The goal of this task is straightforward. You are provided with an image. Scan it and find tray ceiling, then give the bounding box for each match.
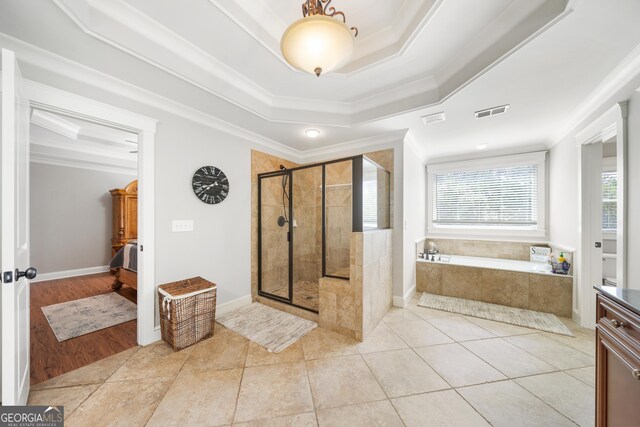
[51,0,571,126]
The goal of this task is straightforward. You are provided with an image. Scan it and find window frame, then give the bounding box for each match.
[602,157,617,238]
[427,151,547,237]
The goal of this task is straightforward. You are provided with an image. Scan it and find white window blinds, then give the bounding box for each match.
[602,170,617,232]
[433,164,538,227]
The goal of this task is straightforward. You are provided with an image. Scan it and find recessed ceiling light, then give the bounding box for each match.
[305,129,320,138]
[476,144,488,150]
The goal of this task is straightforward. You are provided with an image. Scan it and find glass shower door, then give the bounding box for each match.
[291,166,322,311]
[258,172,291,302]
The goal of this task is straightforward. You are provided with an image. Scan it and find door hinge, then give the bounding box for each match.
[3,271,13,283]
[140,245,143,252]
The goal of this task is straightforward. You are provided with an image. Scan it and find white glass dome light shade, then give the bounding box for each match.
[281,15,355,77]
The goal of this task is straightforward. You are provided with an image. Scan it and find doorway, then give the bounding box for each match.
[28,111,140,385]
[1,49,157,404]
[578,102,627,329]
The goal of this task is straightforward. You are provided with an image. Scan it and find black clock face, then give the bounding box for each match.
[192,166,229,204]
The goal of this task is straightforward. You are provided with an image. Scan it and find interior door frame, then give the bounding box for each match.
[577,101,628,328]
[10,78,159,345]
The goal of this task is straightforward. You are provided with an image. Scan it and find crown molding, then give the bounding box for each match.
[554,41,640,144]
[30,153,137,176]
[47,0,568,127]
[30,109,81,139]
[0,33,301,159]
[2,34,420,164]
[300,130,407,163]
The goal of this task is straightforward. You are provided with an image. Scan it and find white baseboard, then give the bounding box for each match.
[392,283,417,308]
[217,294,252,316]
[31,265,110,283]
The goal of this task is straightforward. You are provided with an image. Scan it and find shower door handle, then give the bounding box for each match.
[287,231,291,242]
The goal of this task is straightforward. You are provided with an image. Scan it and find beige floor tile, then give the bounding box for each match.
[27,384,100,419]
[464,317,538,337]
[355,322,408,354]
[300,328,359,360]
[306,355,386,409]
[391,390,490,427]
[147,368,242,426]
[462,338,557,378]
[362,349,449,397]
[457,380,575,427]
[316,400,403,427]
[427,317,496,341]
[181,327,249,374]
[234,362,314,423]
[407,305,458,320]
[516,372,595,427]
[233,412,317,427]
[65,377,173,427]
[505,334,594,370]
[107,341,192,382]
[245,341,304,367]
[32,347,139,390]
[414,343,506,387]
[381,308,422,323]
[542,330,596,357]
[386,320,453,347]
[565,365,595,388]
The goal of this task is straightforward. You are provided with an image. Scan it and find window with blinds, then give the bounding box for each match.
[602,170,617,232]
[429,153,545,233]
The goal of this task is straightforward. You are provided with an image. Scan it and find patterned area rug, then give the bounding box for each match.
[42,293,137,342]
[418,293,574,336]
[217,303,317,353]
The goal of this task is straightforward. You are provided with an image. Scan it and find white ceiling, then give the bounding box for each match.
[2,0,640,160]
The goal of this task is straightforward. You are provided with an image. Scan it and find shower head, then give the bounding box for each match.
[279,165,287,171]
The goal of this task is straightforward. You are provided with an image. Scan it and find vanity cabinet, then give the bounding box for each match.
[595,287,640,426]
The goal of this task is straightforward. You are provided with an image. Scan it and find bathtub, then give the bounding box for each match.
[416,254,573,316]
[417,254,558,276]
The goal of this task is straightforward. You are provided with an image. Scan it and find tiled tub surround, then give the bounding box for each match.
[320,229,393,341]
[416,259,573,317]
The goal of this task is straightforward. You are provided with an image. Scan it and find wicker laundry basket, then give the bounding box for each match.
[158,276,217,351]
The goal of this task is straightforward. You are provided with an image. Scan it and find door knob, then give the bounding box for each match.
[15,267,37,281]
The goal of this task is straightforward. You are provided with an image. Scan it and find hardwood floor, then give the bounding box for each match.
[30,272,138,385]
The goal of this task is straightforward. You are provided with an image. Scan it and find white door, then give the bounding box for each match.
[1,48,33,405]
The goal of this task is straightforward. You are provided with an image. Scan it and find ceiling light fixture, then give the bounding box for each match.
[305,129,321,138]
[281,0,359,77]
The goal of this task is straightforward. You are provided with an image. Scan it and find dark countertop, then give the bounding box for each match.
[594,285,640,314]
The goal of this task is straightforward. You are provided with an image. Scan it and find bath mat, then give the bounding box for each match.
[418,293,574,337]
[42,293,137,342]
[216,303,317,353]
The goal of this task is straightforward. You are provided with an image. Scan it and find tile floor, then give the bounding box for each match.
[28,295,596,426]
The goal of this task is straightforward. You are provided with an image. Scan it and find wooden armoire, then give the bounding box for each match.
[110,180,138,255]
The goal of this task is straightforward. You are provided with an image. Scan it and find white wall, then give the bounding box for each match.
[30,162,135,275]
[402,139,426,303]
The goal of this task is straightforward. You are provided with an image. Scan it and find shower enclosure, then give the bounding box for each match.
[258,155,390,312]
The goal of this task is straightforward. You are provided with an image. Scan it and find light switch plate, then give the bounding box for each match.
[172,220,194,232]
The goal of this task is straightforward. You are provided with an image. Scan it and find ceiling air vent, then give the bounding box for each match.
[421,112,446,125]
[475,104,510,119]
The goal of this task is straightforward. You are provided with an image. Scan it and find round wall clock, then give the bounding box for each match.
[192,166,229,204]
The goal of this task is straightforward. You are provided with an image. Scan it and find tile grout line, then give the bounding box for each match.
[55,345,143,420]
